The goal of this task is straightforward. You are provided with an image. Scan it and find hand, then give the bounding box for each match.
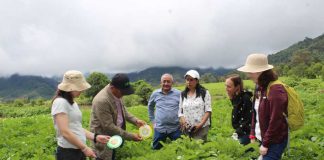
[136,119,146,128]
[96,135,110,144]
[82,147,97,158]
[259,145,268,155]
[132,133,143,141]
[179,117,187,131]
[193,123,203,133]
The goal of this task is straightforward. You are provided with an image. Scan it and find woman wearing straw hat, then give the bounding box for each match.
[179,70,212,141]
[51,70,110,160]
[238,54,288,160]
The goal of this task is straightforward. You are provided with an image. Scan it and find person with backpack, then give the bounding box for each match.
[238,53,288,160]
[225,74,253,145]
[179,70,212,141]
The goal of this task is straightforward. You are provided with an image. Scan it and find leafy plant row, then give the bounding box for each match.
[0,78,323,159]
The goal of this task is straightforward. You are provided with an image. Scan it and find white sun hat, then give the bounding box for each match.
[184,70,200,79]
[58,70,91,92]
[237,53,273,73]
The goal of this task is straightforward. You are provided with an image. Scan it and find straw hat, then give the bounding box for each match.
[184,70,200,79]
[58,70,91,92]
[237,53,273,73]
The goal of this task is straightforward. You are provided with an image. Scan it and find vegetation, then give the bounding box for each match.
[84,72,110,102]
[0,78,323,159]
[268,34,324,79]
[0,74,57,100]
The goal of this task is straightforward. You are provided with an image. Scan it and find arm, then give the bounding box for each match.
[83,129,110,144]
[124,108,145,127]
[194,112,211,132]
[178,94,187,130]
[55,113,96,158]
[93,100,135,141]
[262,84,288,148]
[237,93,253,135]
[249,90,257,142]
[194,91,212,131]
[148,92,156,123]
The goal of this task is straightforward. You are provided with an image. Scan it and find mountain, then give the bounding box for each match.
[127,66,233,86]
[268,34,324,64]
[1,33,323,100]
[0,74,58,100]
[0,67,232,100]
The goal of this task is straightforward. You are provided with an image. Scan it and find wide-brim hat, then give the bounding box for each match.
[111,73,134,95]
[58,70,91,92]
[237,53,273,73]
[184,70,200,79]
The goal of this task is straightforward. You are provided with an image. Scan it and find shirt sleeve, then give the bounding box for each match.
[148,92,156,122]
[204,90,212,112]
[51,98,69,116]
[178,94,184,117]
[263,84,288,148]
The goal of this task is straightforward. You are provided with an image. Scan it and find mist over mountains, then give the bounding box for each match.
[1,33,323,100]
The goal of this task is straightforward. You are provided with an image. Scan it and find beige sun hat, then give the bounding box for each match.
[58,70,91,92]
[237,53,273,73]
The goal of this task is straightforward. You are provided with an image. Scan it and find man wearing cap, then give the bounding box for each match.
[148,73,181,150]
[90,73,146,160]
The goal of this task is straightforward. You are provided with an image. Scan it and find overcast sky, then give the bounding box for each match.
[0,0,323,76]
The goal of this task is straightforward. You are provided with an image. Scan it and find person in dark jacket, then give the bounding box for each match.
[225,74,253,145]
[238,53,288,160]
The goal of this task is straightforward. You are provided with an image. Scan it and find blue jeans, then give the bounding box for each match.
[238,134,250,145]
[152,128,182,150]
[56,146,86,160]
[263,139,288,160]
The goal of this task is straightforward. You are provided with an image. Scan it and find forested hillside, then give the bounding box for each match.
[0,74,57,100]
[128,66,232,86]
[268,34,324,79]
[269,34,324,64]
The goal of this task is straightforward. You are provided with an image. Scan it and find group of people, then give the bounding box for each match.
[51,53,288,160]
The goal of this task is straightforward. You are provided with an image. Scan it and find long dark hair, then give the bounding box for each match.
[258,69,278,89]
[52,89,74,105]
[182,83,206,99]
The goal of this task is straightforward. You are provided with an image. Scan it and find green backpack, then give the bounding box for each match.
[266,80,304,131]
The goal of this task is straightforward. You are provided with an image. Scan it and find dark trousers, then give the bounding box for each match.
[56,146,86,160]
[152,128,182,150]
[263,139,288,160]
[238,134,250,145]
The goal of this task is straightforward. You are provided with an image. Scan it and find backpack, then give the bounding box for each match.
[266,80,304,131]
[181,89,212,127]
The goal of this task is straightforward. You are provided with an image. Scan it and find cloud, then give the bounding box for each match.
[0,0,324,76]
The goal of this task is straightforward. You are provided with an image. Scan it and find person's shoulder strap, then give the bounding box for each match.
[266,80,284,97]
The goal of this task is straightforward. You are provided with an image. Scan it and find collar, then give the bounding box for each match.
[158,88,174,95]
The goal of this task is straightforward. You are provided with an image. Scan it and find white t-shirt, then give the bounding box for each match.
[51,98,86,149]
[254,97,262,141]
[179,90,212,127]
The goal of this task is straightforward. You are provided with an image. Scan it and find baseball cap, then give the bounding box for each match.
[184,70,200,80]
[111,73,134,95]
